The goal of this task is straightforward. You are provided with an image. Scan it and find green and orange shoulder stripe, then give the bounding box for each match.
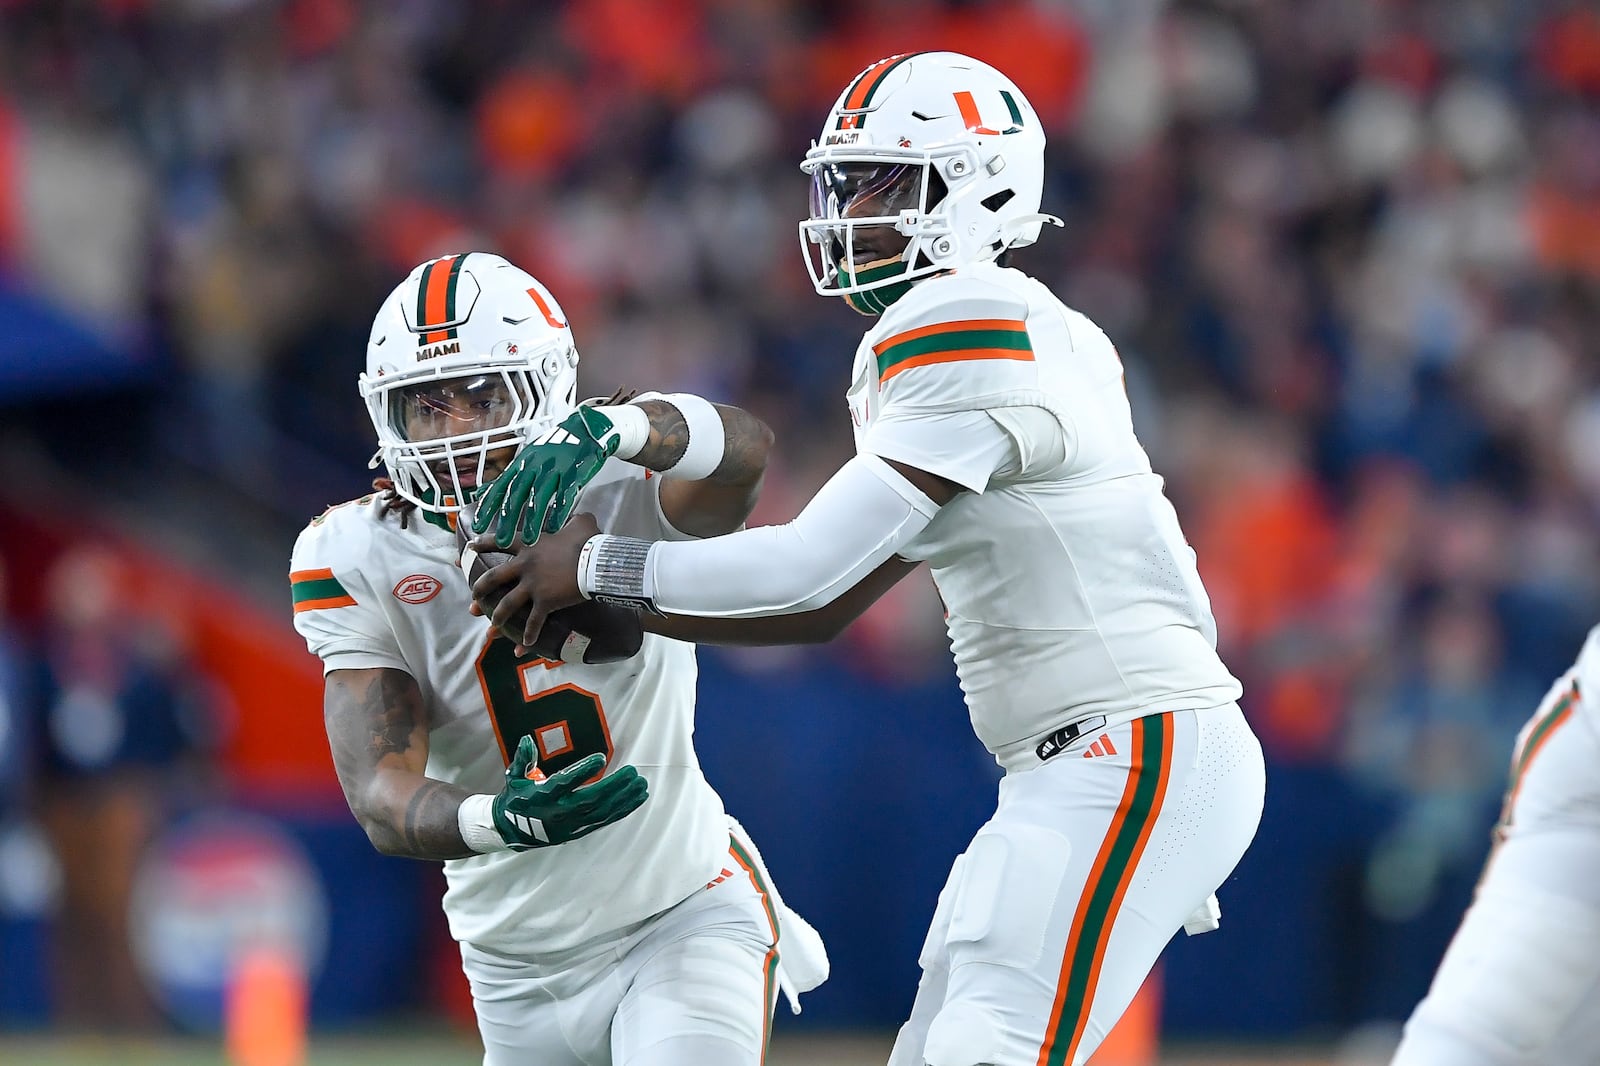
[289,493,385,614]
[290,567,357,614]
[867,283,1037,401]
[873,315,1033,385]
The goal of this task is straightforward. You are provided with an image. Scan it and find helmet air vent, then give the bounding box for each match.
[982,189,1016,212]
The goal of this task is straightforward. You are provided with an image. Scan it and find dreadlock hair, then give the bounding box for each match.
[372,477,415,529]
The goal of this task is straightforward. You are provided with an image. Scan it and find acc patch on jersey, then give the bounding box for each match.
[392,574,444,604]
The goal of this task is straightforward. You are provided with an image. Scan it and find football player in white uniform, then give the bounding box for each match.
[291,252,825,1066]
[467,54,1267,1066]
[1389,625,1600,1066]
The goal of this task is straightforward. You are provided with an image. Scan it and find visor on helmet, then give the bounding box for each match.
[390,374,517,443]
[808,161,924,222]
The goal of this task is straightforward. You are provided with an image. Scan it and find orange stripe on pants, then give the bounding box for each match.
[1038,714,1175,1066]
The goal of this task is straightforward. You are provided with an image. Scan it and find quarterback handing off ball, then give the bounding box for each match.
[457,499,644,665]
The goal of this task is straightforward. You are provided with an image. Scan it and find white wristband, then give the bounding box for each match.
[578,534,660,613]
[590,403,651,461]
[457,793,510,853]
[635,392,725,481]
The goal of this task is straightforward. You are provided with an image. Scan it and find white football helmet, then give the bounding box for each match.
[360,252,580,514]
[799,51,1061,313]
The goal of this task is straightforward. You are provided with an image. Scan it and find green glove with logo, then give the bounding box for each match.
[492,735,648,849]
[473,406,621,549]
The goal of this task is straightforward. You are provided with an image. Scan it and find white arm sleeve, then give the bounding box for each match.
[647,453,939,618]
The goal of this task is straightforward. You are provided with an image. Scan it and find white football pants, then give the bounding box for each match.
[462,828,818,1066]
[1391,677,1600,1066]
[890,703,1265,1066]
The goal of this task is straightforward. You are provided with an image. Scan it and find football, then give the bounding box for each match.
[456,501,644,665]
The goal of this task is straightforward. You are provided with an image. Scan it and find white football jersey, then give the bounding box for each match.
[1544,624,1600,730]
[847,263,1242,767]
[291,460,729,956]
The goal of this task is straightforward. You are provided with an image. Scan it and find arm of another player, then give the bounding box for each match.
[637,461,949,644]
[323,668,648,859]
[643,553,922,646]
[627,396,775,537]
[473,453,960,646]
[472,394,772,546]
[470,395,1034,641]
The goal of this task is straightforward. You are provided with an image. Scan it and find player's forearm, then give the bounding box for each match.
[351,770,476,861]
[324,667,476,861]
[608,395,773,537]
[585,454,937,617]
[629,398,773,488]
[642,555,919,644]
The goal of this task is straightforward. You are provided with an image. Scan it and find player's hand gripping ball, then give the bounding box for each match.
[457,499,643,664]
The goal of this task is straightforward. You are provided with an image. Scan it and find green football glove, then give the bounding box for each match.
[473,406,620,549]
[492,735,648,849]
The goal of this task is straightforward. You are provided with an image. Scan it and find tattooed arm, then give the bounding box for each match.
[323,667,474,860]
[633,399,775,537]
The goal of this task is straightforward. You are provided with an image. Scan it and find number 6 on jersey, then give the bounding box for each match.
[475,635,613,783]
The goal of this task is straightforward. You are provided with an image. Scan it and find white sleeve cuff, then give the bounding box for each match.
[457,793,510,854]
[317,647,411,676]
[644,453,938,618]
[862,408,1016,493]
[589,403,651,460]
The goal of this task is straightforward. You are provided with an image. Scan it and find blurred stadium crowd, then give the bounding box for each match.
[2,0,1600,1043]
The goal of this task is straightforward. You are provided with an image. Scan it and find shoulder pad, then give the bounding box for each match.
[869,274,1035,410]
[290,494,384,612]
[301,491,385,533]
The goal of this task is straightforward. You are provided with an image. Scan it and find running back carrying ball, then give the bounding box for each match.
[457,499,643,664]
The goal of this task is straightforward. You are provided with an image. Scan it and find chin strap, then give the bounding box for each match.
[840,258,915,316]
